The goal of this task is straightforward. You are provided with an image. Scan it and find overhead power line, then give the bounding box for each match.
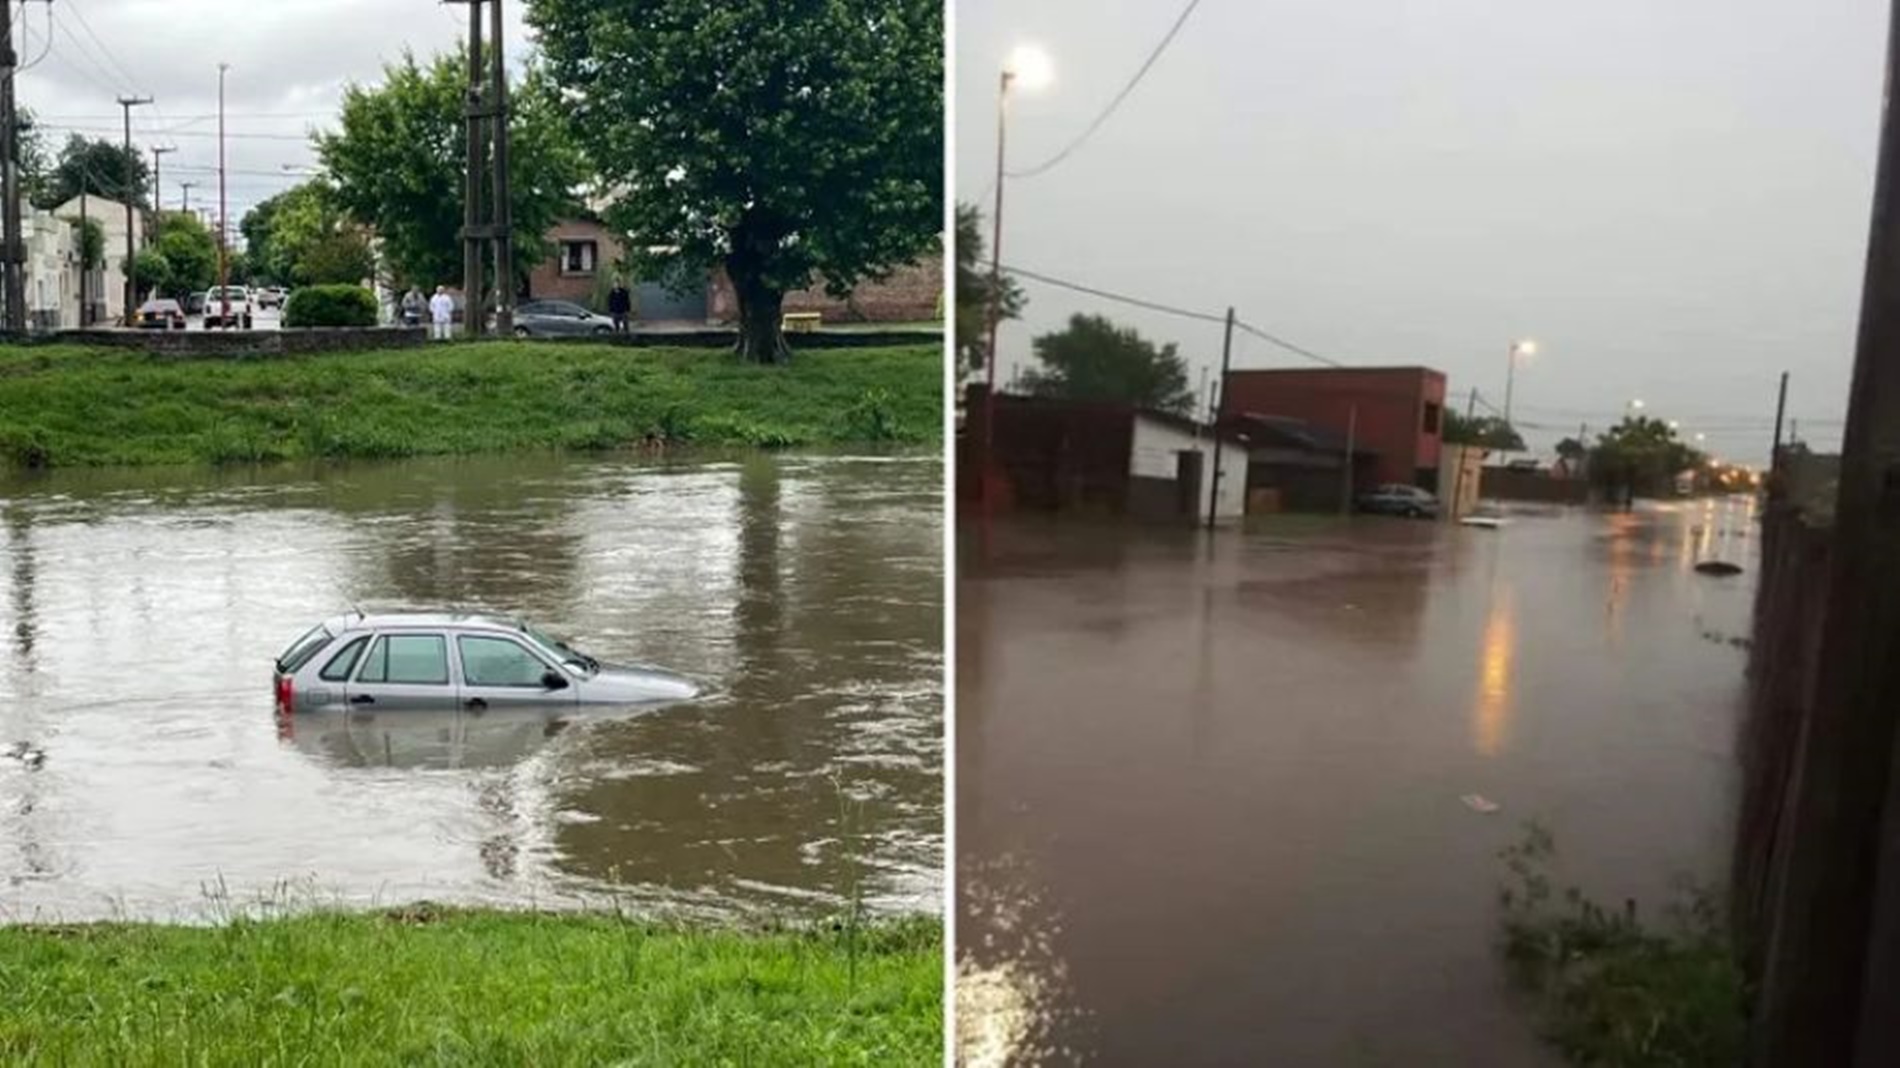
[1008,0,1204,179]
[1004,264,1226,324]
[1002,263,1347,368]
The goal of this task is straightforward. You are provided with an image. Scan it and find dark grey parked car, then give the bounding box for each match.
[273,612,698,713]
[1356,483,1441,518]
[512,300,616,337]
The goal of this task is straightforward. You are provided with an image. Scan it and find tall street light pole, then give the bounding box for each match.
[1502,338,1536,430]
[216,64,229,329]
[980,44,1051,524]
[117,95,153,324]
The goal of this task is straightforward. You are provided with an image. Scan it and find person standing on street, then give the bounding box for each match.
[608,280,633,334]
[401,286,425,328]
[428,286,456,341]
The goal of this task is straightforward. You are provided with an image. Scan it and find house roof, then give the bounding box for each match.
[1226,412,1379,456]
[993,391,1250,444]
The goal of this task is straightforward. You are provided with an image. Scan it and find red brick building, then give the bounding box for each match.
[524,215,941,324]
[1220,366,1447,489]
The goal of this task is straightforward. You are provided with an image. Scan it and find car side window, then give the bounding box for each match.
[459,636,554,688]
[519,302,546,316]
[356,634,450,686]
[319,636,370,681]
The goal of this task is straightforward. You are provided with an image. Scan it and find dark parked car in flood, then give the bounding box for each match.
[136,299,188,330]
[274,612,699,713]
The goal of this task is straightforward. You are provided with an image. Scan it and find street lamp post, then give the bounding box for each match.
[216,63,229,330]
[980,45,1051,522]
[1502,338,1536,429]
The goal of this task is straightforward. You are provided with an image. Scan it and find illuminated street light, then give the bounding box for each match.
[981,42,1055,529]
[1503,338,1537,437]
[1005,44,1055,91]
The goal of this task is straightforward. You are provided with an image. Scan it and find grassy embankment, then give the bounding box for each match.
[0,341,941,468]
[0,909,941,1065]
[1499,823,1749,1066]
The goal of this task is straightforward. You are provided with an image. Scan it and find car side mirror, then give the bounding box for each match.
[542,670,569,691]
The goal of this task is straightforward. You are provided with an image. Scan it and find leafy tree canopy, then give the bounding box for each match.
[529,0,942,362]
[1590,415,1707,496]
[44,135,148,208]
[1022,314,1196,416]
[955,202,1023,378]
[1444,411,1525,451]
[152,212,219,296]
[319,49,583,291]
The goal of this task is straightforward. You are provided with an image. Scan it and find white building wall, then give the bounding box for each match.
[53,196,142,321]
[1129,416,1248,520]
[14,203,78,329]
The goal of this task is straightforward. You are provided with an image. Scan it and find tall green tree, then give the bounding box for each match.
[1443,411,1525,451]
[13,107,52,206]
[955,202,1023,378]
[45,135,148,207]
[318,49,583,292]
[1022,314,1196,415]
[241,181,373,285]
[530,0,942,363]
[152,212,219,295]
[1590,415,1706,499]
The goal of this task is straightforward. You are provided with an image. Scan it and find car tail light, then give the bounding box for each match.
[274,674,293,713]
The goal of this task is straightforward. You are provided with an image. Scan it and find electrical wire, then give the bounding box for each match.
[1234,318,1344,368]
[1003,263,1228,325]
[1007,0,1203,179]
[58,0,141,95]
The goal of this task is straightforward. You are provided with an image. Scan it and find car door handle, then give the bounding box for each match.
[464,698,487,710]
[350,694,375,705]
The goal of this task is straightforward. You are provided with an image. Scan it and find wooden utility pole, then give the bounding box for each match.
[1205,307,1235,531]
[488,0,514,335]
[1771,371,1790,473]
[1,0,23,331]
[179,181,194,215]
[118,96,153,323]
[1749,3,1900,1063]
[1340,404,1358,515]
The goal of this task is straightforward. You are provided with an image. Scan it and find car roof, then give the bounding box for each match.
[319,611,538,636]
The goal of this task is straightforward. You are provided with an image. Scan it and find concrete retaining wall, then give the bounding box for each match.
[6,327,429,358]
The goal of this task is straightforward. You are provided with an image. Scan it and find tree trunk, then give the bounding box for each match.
[730,265,790,364]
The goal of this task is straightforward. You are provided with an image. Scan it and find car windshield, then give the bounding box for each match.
[519,622,598,674]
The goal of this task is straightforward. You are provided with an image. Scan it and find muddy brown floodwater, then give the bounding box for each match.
[958,499,1758,1065]
[0,451,941,922]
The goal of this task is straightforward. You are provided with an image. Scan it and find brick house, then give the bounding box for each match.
[525,214,941,324]
[1219,366,1448,490]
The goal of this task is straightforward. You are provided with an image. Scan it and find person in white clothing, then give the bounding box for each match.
[428,286,456,341]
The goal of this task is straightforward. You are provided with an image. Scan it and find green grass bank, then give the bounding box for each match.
[0,341,941,469]
[0,909,941,1066]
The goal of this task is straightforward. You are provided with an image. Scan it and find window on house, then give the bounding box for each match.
[561,240,598,276]
[1423,402,1441,435]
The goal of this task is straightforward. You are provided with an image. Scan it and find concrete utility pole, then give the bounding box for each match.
[1749,2,1900,1063]
[180,180,195,215]
[1205,306,1235,531]
[489,0,514,335]
[1771,371,1790,474]
[216,64,229,328]
[118,96,153,323]
[150,146,174,221]
[1,0,23,331]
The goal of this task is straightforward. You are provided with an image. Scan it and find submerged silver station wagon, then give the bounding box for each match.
[273,613,698,713]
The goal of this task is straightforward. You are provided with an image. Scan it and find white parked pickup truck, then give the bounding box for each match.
[203,286,255,329]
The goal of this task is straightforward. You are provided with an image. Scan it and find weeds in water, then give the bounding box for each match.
[842,386,904,441]
[1498,822,1748,1067]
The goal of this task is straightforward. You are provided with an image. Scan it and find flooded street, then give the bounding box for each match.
[958,500,1757,1065]
[0,452,941,922]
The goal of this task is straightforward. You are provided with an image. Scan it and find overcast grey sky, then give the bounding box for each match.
[15,0,528,231]
[958,0,1886,461]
